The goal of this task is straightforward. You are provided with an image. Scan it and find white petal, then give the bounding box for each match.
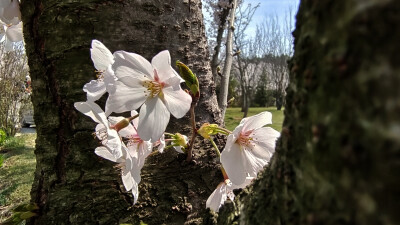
[251,127,280,158]
[95,146,122,163]
[105,81,147,115]
[151,50,176,82]
[90,40,114,71]
[6,22,23,42]
[138,97,170,142]
[220,135,247,186]
[157,135,166,153]
[105,129,123,158]
[239,128,279,177]
[136,141,152,169]
[131,185,139,204]
[162,86,191,118]
[230,177,254,189]
[130,110,139,128]
[103,67,117,94]
[206,182,228,212]
[83,80,106,102]
[118,122,137,138]
[122,158,134,191]
[242,111,273,131]
[74,101,108,125]
[164,75,184,88]
[113,51,153,80]
[173,146,184,154]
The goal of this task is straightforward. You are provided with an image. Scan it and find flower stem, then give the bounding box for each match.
[209,138,229,180]
[216,127,232,135]
[186,95,199,162]
[209,137,221,158]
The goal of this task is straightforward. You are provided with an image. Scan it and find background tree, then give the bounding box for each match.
[217,0,237,120]
[215,0,400,224]
[0,43,30,136]
[231,2,259,117]
[21,0,223,224]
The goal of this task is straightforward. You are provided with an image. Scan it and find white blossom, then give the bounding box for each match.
[220,112,280,186]
[206,177,253,212]
[74,101,122,158]
[106,50,192,142]
[83,40,116,101]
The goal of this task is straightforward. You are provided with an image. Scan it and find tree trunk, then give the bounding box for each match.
[216,0,400,224]
[210,0,232,80]
[218,0,237,120]
[21,0,222,224]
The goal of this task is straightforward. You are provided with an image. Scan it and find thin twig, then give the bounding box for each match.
[186,99,198,162]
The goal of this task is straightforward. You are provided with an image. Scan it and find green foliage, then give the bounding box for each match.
[0,154,3,168]
[0,128,6,146]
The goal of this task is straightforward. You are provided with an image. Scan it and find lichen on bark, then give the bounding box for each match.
[216,1,400,224]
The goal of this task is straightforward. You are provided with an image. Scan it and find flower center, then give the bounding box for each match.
[94,127,108,141]
[236,130,254,148]
[143,80,163,98]
[127,134,143,147]
[143,69,165,98]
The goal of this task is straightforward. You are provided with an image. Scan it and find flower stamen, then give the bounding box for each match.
[236,130,254,148]
[95,70,105,81]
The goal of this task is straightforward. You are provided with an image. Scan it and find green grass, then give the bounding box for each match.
[224,107,284,132]
[0,134,36,222]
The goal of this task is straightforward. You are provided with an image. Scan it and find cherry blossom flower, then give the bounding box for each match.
[74,101,122,158]
[95,144,140,204]
[94,111,151,204]
[220,112,280,186]
[206,177,253,212]
[83,40,116,101]
[105,50,192,142]
[115,111,153,170]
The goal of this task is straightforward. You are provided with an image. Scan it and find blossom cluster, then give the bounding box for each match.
[75,40,280,212]
[0,0,23,51]
[75,40,192,203]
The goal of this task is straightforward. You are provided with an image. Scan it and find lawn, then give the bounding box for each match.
[224,107,284,132]
[0,134,36,222]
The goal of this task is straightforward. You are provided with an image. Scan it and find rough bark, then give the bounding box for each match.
[216,0,400,224]
[21,0,222,224]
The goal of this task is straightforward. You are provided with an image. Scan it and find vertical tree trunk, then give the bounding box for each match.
[21,0,222,224]
[216,0,400,224]
[218,0,237,120]
[210,0,232,80]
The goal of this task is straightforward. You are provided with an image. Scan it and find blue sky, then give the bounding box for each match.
[245,0,300,36]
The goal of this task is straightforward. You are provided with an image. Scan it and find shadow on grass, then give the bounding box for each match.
[0,134,36,222]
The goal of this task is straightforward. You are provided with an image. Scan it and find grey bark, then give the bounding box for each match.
[21,0,222,224]
[215,0,400,224]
